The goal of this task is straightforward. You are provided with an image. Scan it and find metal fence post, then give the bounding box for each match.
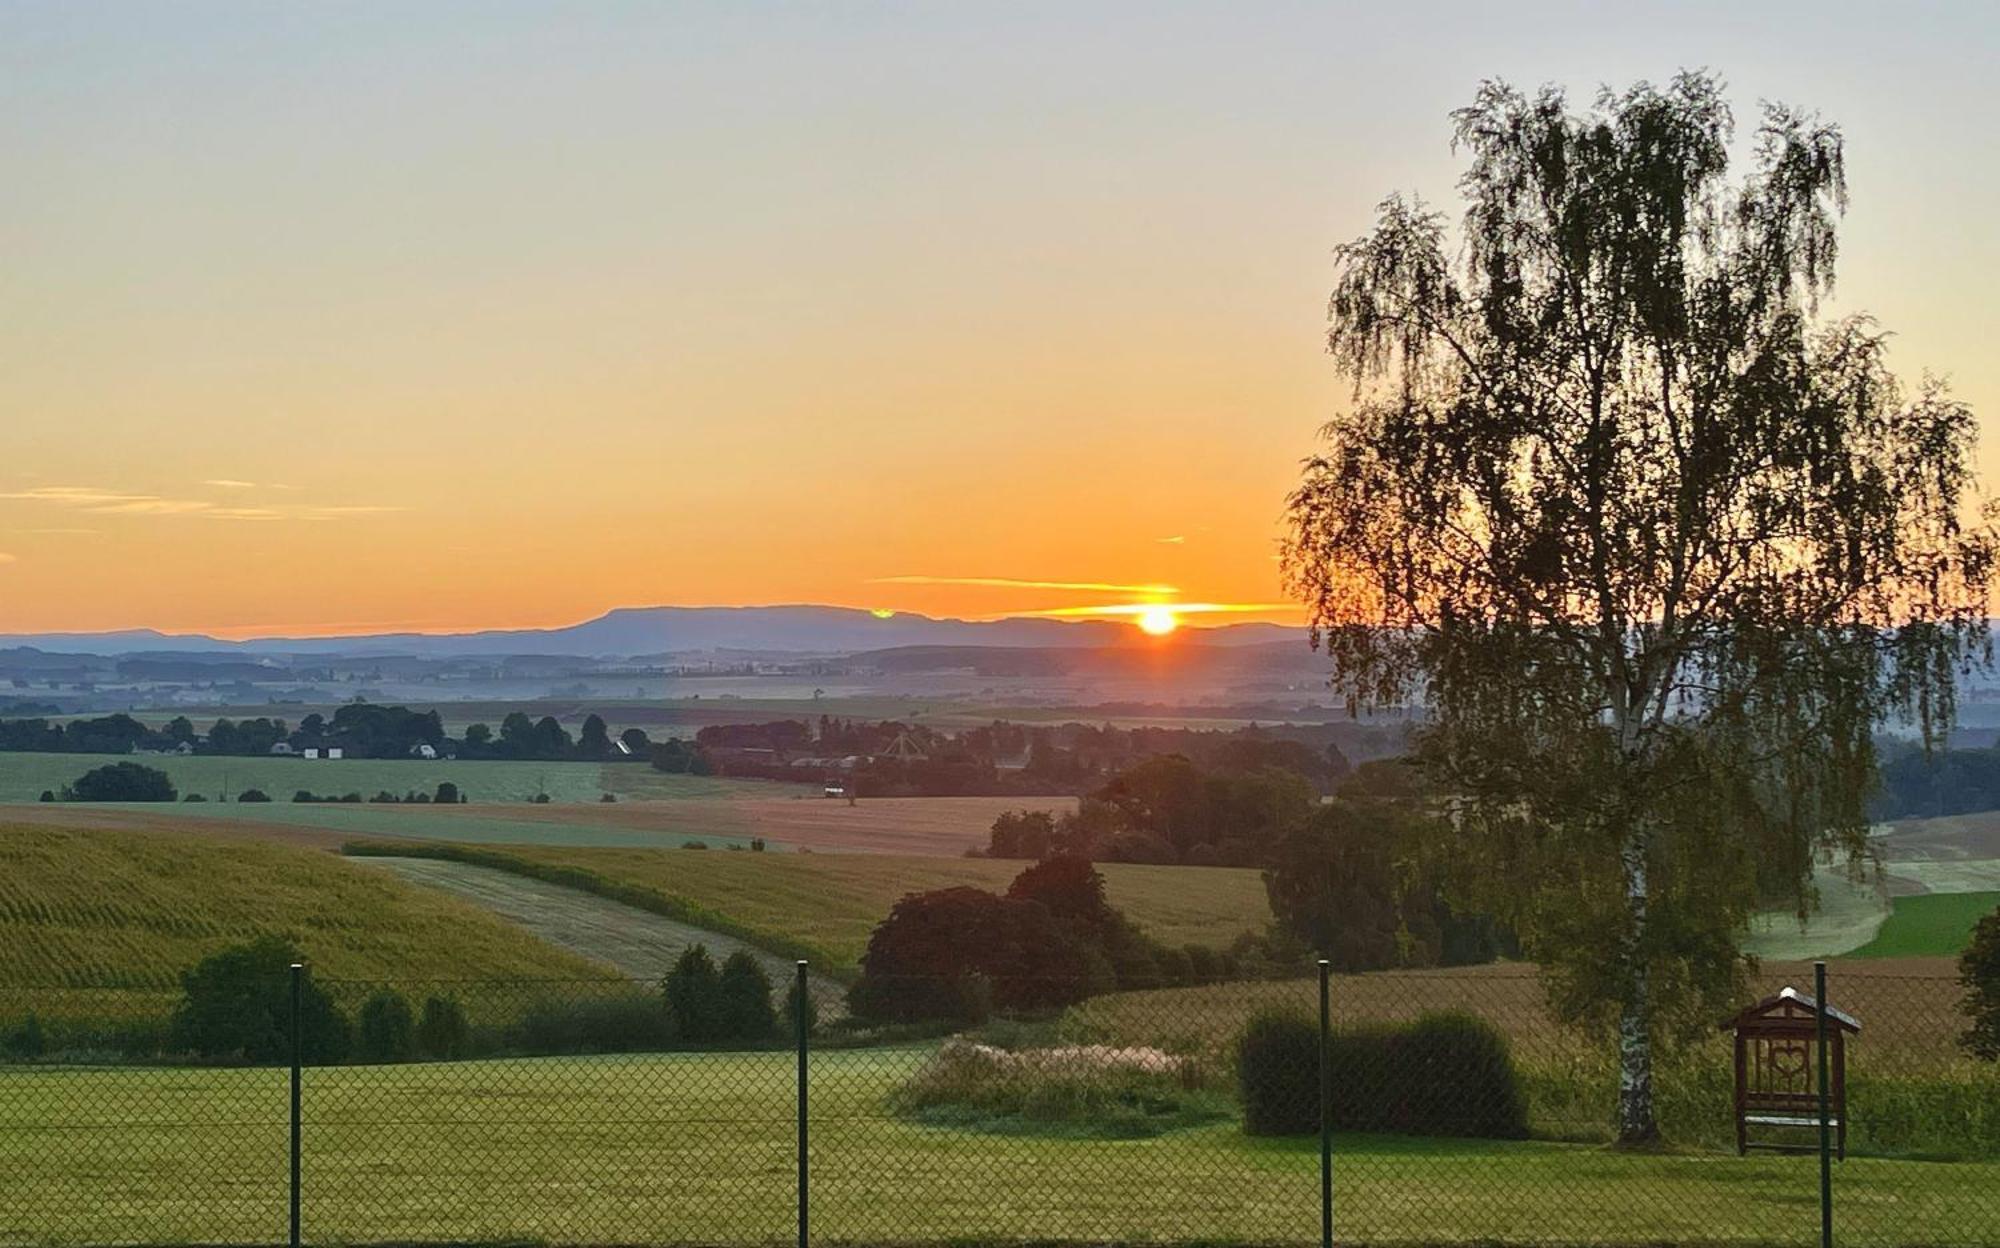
[1815,960,1832,1248]
[289,962,303,1248]
[1318,958,1332,1248]
[796,960,809,1248]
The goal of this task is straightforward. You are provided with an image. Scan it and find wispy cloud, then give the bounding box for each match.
[0,485,401,523]
[0,552,16,565]
[1155,535,1186,545]
[1028,602,1295,618]
[871,575,1180,595]
[203,479,260,489]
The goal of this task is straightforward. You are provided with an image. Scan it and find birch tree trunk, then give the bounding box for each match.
[1617,832,1659,1144]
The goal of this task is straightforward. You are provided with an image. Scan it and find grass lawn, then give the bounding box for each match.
[0,826,608,1007]
[1849,890,2000,957]
[344,842,1270,972]
[0,1047,1993,1247]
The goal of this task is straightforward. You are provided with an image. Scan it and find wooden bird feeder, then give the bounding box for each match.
[1722,986,1860,1158]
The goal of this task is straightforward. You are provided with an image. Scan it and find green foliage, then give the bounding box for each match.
[1854,891,2000,958]
[66,761,176,802]
[355,989,417,1063]
[416,996,470,1060]
[1237,1009,1320,1136]
[716,951,777,1041]
[1238,1008,1527,1140]
[3,1013,45,1060]
[664,945,724,1042]
[848,886,1109,1023]
[515,990,672,1054]
[785,973,817,1036]
[1282,71,1995,1143]
[1962,906,2000,1061]
[169,938,348,1063]
[1264,796,1510,972]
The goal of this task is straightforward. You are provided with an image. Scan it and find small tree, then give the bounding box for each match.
[355,989,417,1062]
[664,945,724,1043]
[1284,73,1995,1143]
[716,952,777,1041]
[1960,906,2000,1061]
[238,788,270,803]
[434,781,461,805]
[170,938,347,1063]
[66,762,177,802]
[417,995,471,1060]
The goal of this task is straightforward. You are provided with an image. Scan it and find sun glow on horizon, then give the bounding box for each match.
[1136,605,1179,636]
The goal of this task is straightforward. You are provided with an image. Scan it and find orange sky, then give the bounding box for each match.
[4,5,1996,638]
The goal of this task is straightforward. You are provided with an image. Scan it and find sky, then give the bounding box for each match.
[3,1,1997,638]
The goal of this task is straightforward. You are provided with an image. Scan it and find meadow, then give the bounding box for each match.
[341,841,1270,972]
[1,1046,1993,1247]
[1850,890,2000,958]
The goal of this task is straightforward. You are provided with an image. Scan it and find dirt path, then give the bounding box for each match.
[360,856,845,1010]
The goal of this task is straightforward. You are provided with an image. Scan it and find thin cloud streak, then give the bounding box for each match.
[1028,602,1296,617]
[0,485,402,522]
[872,575,1180,595]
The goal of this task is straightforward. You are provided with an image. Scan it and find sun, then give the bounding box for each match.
[1136,605,1179,636]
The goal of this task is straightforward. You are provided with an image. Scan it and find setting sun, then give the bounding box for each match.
[1136,605,1179,636]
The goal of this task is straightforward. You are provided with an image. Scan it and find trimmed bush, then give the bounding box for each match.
[1238,1009,1528,1140]
[416,995,470,1059]
[355,989,417,1062]
[1239,1009,1320,1135]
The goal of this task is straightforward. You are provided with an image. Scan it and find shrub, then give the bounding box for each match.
[750,838,767,852]
[238,788,271,802]
[37,790,54,802]
[182,793,207,803]
[1237,1008,1527,1140]
[785,974,818,1037]
[1101,832,1178,864]
[434,781,461,805]
[516,990,672,1054]
[4,1013,46,1060]
[169,938,348,1063]
[1962,905,2000,1061]
[1184,945,1221,984]
[665,945,724,1042]
[416,995,470,1059]
[1239,1009,1320,1135]
[600,792,618,802]
[355,989,417,1062]
[717,951,777,1041]
[66,762,177,802]
[681,840,708,850]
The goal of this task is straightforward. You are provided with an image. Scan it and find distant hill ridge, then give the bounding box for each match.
[0,605,1309,659]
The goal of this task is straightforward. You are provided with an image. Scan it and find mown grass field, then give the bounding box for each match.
[0,826,608,1015]
[346,842,1269,972]
[0,751,772,805]
[0,1047,1992,1247]
[1850,890,2000,958]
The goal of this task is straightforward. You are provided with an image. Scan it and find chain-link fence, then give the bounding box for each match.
[2,962,1996,1246]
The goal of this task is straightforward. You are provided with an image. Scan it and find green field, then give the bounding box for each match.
[345,841,1271,972]
[1850,890,2000,958]
[0,751,774,805]
[0,826,608,1005]
[0,1047,1992,1247]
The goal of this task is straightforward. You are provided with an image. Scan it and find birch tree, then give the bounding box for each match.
[1283,73,1993,1143]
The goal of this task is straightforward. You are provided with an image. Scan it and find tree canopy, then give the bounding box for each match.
[1283,72,1993,1142]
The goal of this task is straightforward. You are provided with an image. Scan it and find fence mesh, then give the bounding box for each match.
[2,964,1996,1246]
